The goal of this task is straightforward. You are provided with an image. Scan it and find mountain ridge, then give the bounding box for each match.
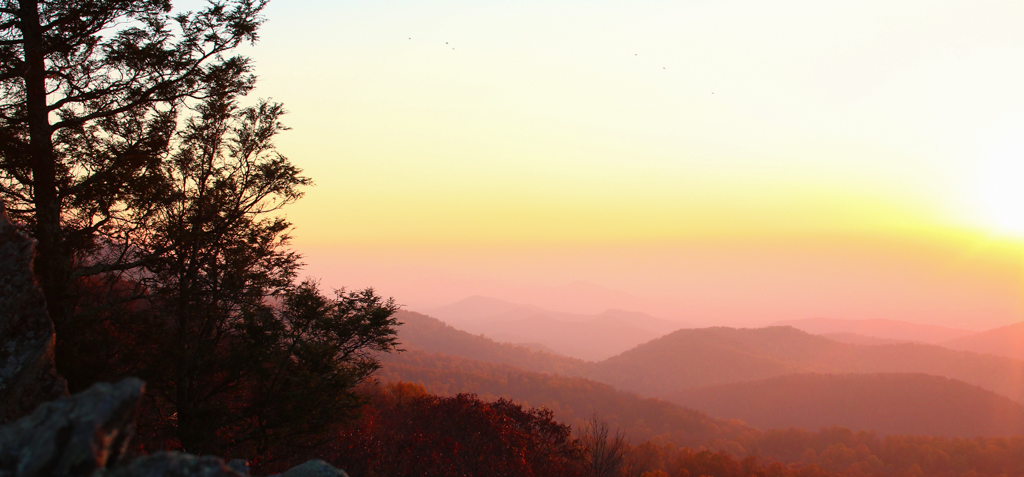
[771,317,974,343]
[423,296,688,360]
[579,326,1024,403]
[942,321,1024,360]
[670,372,1024,436]
[377,348,752,447]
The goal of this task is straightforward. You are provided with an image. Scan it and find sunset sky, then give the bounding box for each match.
[222,0,1023,329]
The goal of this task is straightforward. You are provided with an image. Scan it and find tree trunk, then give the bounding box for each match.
[18,0,73,333]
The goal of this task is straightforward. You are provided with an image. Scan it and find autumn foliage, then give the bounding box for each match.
[279,382,586,477]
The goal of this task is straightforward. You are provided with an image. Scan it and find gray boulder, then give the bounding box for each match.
[105,454,350,477]
[0,203,67,422]
[0,204,350,477]
[278,460,348,477]
[0,376,352,477]
[225,460,248,476]
[0,378,143,477]
[102,452,247,477]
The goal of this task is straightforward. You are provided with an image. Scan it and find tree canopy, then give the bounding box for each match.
[0,0,402,459]
[0,0,266,328]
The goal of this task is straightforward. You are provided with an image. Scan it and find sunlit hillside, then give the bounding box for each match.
[672,372,1024,436]
[943,321,1024,360]
[577,326,1024,402]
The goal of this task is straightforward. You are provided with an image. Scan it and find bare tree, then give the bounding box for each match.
[577,413,629,477]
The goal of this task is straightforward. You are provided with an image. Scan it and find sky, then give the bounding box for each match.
[216,0,1024,329]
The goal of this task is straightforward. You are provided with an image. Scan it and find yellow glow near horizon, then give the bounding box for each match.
[204,0,1024,327]
[238,0,1024,249]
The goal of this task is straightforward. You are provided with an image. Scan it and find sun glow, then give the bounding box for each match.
[976,130,1024,237]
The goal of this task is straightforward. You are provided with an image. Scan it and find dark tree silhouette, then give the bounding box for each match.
[146,89,403,455]
[51,86,402,457]
[1,0,404,459]
[0,0,266,337]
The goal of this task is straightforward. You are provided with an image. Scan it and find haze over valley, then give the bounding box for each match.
[389,307,1024,438]
[204,0,1024,473]
[9,0,1024,475]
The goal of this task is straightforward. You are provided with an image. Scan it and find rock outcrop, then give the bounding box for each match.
[0,203,349,477]
[0,378,143,476]
[0,378,350,477]
[0,203,67,423]
[102,452,247,477]
[276,461,348,477]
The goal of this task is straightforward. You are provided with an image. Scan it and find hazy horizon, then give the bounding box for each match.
[222,0,1023,330]
[297,238,1022,330]
[9,2,1024,473]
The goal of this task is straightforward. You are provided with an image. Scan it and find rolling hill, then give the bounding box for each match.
[393,310,584,375]
[389,310,755,446]
[430,295,685,333]
[670,372,1024,436]
[820,332,913,345]
[578,326,1024,403]
[771,317,973,343]
[389,311,1024,446]
[376,348,753,447]
[942,321,1024,360]
[424,296,688,360]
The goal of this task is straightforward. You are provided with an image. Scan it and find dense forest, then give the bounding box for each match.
[671,373,1024,436]
[377,348,755,447]
[387,310,1024,476]
[248,378,1024,477]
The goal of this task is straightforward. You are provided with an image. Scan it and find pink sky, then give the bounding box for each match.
[235,0,1024,332]
[296,231,1024,331]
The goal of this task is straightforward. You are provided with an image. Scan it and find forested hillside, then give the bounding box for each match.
[671,372,1024,436]
[395,310,585,374]
[376,348,754,447]
[942,321,1024,360]
[771,318,973,343]
[580,326,1024,401]
[821,333,912,345]
[375,349,1024,477]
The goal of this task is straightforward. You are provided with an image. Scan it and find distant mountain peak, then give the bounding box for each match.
[579,324,1024,407]
[942,321,1024,360]
[770,317,974,343]
[420,296,689,361]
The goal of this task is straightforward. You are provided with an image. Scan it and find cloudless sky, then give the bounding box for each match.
[210,0,1024,328]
